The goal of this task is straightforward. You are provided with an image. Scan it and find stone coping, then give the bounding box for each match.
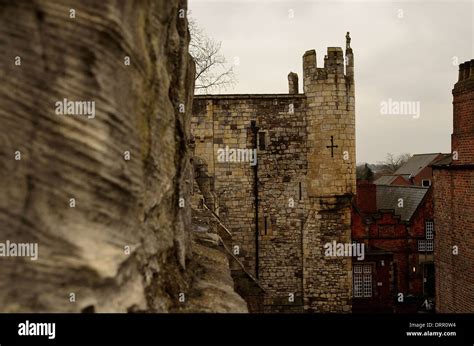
[194,93,306,100]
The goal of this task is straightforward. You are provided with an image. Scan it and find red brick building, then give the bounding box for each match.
[432,59,474,313]
[374,153,448,187]
[352,182,435,312]
[374,174,410,186]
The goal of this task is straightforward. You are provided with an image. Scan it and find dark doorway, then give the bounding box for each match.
[423,262,435,297]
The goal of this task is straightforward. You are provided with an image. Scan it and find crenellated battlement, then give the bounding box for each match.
[324,47,345,75]
[191,34,356,313]
[301,32,354,92]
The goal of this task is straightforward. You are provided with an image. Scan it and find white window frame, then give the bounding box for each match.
[425,221,434,240]
[418,239,434,252]
[419,221,434,252]
[353,264,372,298]
[422,179,431,187]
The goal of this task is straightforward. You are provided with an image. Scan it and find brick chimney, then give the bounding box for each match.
[356,181,376,213]
[452,59,474,165]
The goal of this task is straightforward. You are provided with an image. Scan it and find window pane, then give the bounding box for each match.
[426,221,434,239]
[354,274,362,297]
[353,265,363,297]
[363,274,372,297]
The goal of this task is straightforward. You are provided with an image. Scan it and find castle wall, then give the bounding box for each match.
[301,45,355,312]
[192,95,308,311]
[192,38,356,312]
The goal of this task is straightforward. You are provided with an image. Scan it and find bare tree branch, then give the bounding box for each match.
[188,16,237,94]
[376,153,412,174]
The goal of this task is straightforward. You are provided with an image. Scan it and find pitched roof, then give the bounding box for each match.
[430,154,453,167]
[376,185,429,222]
[394,153,441,177]
[374,175,399,185]
[374,174,409,185]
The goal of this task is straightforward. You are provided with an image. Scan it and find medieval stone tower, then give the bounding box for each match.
[191,34,355,312]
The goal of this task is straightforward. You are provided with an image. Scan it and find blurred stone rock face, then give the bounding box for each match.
[0,0,246,312]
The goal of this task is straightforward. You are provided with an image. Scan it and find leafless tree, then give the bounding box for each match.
[356,163,374,181]
[188,17,236,94]
[377,153,412,173]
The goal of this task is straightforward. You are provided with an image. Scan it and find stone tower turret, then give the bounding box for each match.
[191,34,357,312]
[301,33,355,312]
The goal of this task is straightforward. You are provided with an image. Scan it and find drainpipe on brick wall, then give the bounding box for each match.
[251,120,260,279]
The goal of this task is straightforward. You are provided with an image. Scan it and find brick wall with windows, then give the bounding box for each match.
[352,184,435,312]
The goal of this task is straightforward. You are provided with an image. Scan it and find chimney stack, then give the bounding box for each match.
[458,59,474,82]
[356,181,377,213]
[452,59,474,165]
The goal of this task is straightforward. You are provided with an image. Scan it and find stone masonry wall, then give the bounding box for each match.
[192,36,356,312]
[192,94,307,312]
[301,44,355,312]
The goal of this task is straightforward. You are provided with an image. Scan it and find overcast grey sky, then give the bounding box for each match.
[189,0,473,163]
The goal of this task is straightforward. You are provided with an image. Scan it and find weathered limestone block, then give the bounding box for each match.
[188,160,260,312]
[192,37,355,313]
[288,72,299,94]
[0,0,203,312]
[187,201,249,313]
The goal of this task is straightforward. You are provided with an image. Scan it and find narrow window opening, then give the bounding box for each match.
[264,216,268,235]
[258,132,266,150]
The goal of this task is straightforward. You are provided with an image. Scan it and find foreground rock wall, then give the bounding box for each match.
[0,0,243,312]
